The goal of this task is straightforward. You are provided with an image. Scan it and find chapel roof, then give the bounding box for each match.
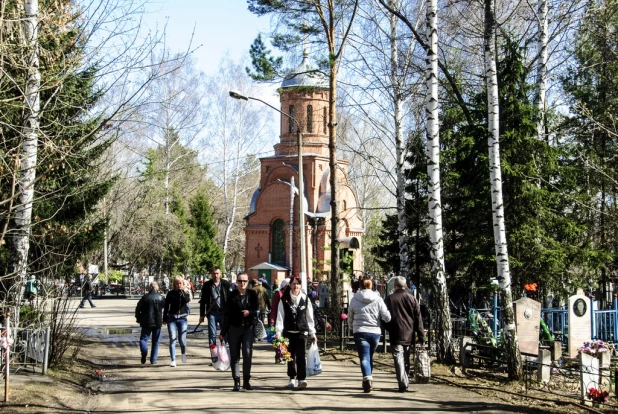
[281,50,328,89]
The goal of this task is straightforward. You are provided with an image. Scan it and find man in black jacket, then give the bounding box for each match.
[199,267,231,346]
[385,276,425,392]
[135,282,165,364]
[78,275,96,308]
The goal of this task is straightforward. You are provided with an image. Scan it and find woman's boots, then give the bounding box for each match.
[243,376,253,390]
[233,377,241,391]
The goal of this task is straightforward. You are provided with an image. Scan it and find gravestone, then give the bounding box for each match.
[459,336,473,368]
[537,349,551,383]
[579,352,600,401]
[599,352,611,386]
[549,341,562,361]
[568,293,592,358]
[513,297,542,356]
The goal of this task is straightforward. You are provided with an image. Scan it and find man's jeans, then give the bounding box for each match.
[79,295,95,308]
[227,324,255,380]
[353,332,381,377]
[392,344,411,389]
[167,316,187,361]
[208,310,225,345]
[140,326,161,364]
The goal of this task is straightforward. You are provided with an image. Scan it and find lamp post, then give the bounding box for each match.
[229,91,307,293]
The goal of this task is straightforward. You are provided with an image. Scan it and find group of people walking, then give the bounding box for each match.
[135,268,424,393]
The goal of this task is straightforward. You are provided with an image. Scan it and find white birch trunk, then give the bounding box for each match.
[425,0,455,363]
[535,0,548,142]
[13,0,40,289]
[221,110,230,269]
[222,114,242,265]
[390,0,409,278]
[484,0,522,380]
[164,133,170,215]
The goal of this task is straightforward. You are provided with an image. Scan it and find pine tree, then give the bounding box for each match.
[0,0,114,288]
[189,192,224,275]
[561,0,618,304]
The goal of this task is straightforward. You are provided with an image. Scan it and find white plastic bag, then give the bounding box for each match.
[306,342,322,376]
[210,343,221,370]
[217,341,230,371]
[414,349,430,384]
[254,319,267,341]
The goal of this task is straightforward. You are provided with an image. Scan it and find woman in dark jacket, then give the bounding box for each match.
[275,276,317,390]
[163,276,191,367]
[220,272,259,391]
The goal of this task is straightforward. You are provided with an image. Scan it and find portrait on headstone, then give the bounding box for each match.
[573,298,587,317]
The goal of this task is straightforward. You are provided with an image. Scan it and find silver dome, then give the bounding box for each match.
[281,51,328,89]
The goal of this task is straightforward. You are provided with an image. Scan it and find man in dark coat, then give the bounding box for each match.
[135,282,165,364]
[385,276,425,392]
[78,275,96,308]
[199,267,232,346]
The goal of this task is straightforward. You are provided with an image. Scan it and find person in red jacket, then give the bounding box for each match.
[268,278,290,326]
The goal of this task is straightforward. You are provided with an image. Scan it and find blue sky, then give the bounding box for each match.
[144,0,271,75]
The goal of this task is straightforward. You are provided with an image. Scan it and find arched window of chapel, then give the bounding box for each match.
[289,105,295,133]
[307,105,313,133]
[272,219,286,265]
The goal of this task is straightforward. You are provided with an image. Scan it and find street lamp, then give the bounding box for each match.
[229,90,308,293]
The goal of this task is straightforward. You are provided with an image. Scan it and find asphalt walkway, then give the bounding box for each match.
[73,298,525,413]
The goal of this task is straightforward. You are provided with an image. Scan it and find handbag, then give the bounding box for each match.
[253,318,267,341]
[414,349,430,384]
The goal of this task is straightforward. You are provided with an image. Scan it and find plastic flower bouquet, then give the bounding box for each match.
[587,387,609,403]
[579,340,608,356]
[272,336,292,364]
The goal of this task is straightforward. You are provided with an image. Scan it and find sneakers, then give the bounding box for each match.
[141,353,147,364]
[287,379,296,388]
[181,354,187,363]
[170,360,176,367]
[362,378,373,393]
[296,380,308,390]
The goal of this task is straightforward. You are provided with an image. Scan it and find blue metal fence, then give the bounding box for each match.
[541,308,568,341]
[474,295,618,345]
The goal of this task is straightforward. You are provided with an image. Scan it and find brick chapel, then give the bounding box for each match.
[244,52,364,287]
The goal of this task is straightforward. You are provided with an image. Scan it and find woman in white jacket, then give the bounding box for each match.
[348,276,391,393]
[275,276,317,390]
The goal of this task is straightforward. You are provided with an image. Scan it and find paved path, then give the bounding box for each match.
[74,298,528,413]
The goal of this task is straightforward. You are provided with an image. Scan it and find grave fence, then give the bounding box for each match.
[523,356,618,409]
[451,295,618,346]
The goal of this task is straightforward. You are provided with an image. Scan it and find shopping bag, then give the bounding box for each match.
[217,340,230,371]
[414,349,430,384]
[210,343,221,370]
[253,319,267,341]
[306,342,322,376]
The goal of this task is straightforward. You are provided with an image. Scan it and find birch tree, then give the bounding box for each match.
[140,56,206,215]
[425,0,455,364]
[205,56,270,269]
[484,0,522,380]
[12,0,41,299]
[389,0,410,278]
[340,0,427,277]
[534,0,548,142]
